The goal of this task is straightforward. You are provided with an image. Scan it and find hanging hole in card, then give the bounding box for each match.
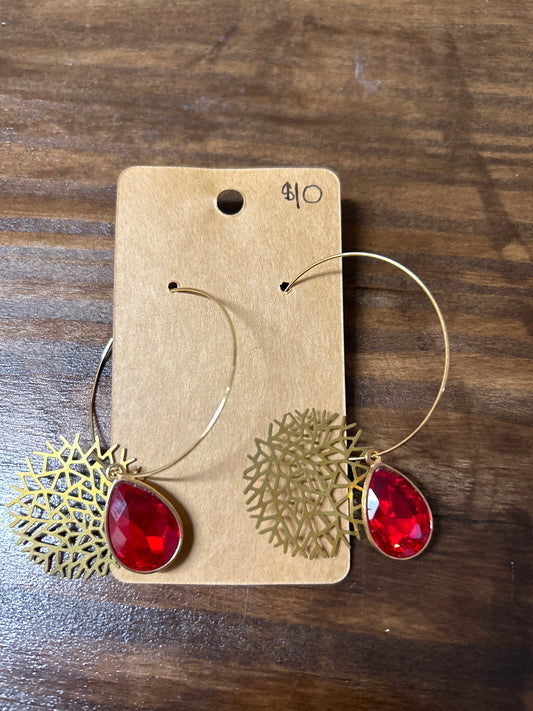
[216,188,244,215]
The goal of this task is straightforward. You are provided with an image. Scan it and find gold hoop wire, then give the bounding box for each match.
[283,251,450,459]
[89,286,237,478]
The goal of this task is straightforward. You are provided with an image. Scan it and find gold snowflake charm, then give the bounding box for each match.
[243,409,370,559]
[8,435,135,579]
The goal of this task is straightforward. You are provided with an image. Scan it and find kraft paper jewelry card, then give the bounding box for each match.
[110,166,348,584]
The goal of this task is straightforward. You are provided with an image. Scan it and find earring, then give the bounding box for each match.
[8,286,237,579]
[243,252,449,561]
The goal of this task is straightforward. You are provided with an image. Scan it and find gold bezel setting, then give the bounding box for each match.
[104,477,184,575]
[361,462,433,561]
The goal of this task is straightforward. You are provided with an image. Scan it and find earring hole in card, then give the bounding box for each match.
[216,189,244,215]
[279,281,289,292]
[168,281,179,290]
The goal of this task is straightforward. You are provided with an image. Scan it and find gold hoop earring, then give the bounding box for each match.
[8,286,237,579]
[243,252,449,561]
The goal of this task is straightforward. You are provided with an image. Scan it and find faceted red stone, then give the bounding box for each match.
[106,479,181,572]
[365,465,432,559]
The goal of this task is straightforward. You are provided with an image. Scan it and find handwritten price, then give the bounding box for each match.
[281,182,323,210]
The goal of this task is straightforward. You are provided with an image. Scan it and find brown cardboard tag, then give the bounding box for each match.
[111,167,348,584]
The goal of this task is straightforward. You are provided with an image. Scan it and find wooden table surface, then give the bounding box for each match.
[0,2,531,709]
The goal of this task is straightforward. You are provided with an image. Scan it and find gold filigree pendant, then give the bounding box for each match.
[243,409,433,560]
[8,435,183,579]
[243,409,369,559]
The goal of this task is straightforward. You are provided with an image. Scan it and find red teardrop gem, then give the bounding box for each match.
[365,465,432,559]
[106,479,181,572]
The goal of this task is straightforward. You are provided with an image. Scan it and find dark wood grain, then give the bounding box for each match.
[0,1,531,709]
